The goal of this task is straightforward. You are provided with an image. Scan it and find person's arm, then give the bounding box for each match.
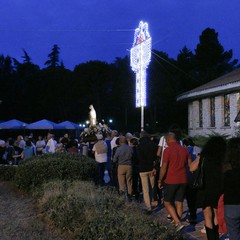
[158,162,167,188]
[187,150,192,167]
[157,146,162,157]
[189,155,200,172]
[112,148,119,162]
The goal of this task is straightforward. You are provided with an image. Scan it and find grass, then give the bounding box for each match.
[38,180,181,240]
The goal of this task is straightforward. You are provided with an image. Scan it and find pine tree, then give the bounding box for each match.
[44,44,60,68]
[194,28,238,84]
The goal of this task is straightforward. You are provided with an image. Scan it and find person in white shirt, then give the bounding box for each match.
[110,130,119,151]
[92,134,108,186]
[45,133,55,154]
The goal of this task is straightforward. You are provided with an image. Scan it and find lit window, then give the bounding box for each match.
[210,97,215,127]
[199,100,203,128]
[224,94,230,126]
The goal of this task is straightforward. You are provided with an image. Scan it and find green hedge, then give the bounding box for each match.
[39,181,181,240]
[0,165,17,181]
[14,153,97,191]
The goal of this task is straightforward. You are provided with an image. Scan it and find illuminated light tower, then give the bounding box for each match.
[130,21,151,132]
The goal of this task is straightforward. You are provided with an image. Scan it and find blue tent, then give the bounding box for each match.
[26,119,60,130]
[0,119,28,129]
[57,121,81,130]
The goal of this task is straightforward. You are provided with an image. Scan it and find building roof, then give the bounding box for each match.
[177,68,240,101]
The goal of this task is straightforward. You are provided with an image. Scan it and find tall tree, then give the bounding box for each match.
[148,50,187,132]
[22,49,32,64]
[194,28,238,84]
[176,46,199,91]
[74,60,115,122]
[44,44,61,68]
[112,56,135,130]
[10,50,40,121]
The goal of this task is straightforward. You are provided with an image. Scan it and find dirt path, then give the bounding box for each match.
[0,182,67,240]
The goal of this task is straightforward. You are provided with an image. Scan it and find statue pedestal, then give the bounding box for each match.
[82,134,97,143]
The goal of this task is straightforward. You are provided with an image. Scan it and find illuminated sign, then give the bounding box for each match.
[130,21,151,107]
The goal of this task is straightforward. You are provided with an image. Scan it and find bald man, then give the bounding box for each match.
[158,132,191,232]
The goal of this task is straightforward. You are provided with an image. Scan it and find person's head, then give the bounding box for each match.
[165,132,176,144]
[38,136,43,140]
[17,135,23,142]
[0,140,5,147]
[26,140,32,147]
[168,124,182,142]
[188,138,195,147]
[96,133,103,141]
[182,138,189,147]
[125,132,133,141]
[226,137,240,170]
[201,136,226,163]
[111,130,119,139]
[119,136,127,145]
[130,137,139,147]
[183,137,195,147]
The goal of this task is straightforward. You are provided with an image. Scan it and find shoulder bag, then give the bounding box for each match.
[192,157,205,189]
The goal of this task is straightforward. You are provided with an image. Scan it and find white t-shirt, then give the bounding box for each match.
[92,144,107,163]
[110,137,118,150]
[46,138,55,153]
[158,136,168,167]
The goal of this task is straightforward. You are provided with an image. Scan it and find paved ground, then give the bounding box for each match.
[104,172,230,240]
[151,200,207,240]
[150,196,229,240]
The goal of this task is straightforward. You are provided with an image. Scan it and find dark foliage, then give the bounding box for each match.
[0,28,238,133]
[14,153,97,191]
[0,166,17,181]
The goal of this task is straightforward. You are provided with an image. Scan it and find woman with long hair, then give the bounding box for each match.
[190,136,226,239]
[224,137,240,240]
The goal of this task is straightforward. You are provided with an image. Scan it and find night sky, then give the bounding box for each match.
[1,0,240,69]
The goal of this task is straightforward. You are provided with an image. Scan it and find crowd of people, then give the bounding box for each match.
[0,129,240,240]
[90,129,240,240]
[0,133,82,165]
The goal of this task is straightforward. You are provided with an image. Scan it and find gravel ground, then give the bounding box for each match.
[0,182,67,240]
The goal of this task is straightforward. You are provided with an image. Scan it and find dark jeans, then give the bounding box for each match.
[111,162,119,190]
[153,169,162,202]
[132,165,141,197]
[97,162,106,186]
[186,185,197,220]
[224,204,240,240]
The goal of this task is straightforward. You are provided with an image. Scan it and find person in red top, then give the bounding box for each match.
[158,132,191,232]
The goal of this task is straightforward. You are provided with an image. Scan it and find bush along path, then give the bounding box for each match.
[0,181,67,240]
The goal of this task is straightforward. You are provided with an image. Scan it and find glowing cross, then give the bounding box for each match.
[130,21,152,131]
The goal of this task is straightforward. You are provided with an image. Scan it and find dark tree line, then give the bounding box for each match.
[0,28,238,133]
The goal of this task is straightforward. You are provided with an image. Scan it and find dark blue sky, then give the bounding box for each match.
[1,0,240,69]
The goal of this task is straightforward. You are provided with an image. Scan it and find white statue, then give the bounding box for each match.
[89,104,97,126]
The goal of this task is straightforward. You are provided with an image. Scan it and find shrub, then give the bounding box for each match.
[38,181,181,240]
[0,165,17,181]
[14,153,97,191]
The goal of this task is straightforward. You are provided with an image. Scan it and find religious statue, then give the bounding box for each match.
[89,104,97,126]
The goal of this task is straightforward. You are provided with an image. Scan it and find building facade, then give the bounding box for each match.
[177,68,240,137]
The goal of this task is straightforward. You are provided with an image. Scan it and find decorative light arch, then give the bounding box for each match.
[130,21,152,131]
